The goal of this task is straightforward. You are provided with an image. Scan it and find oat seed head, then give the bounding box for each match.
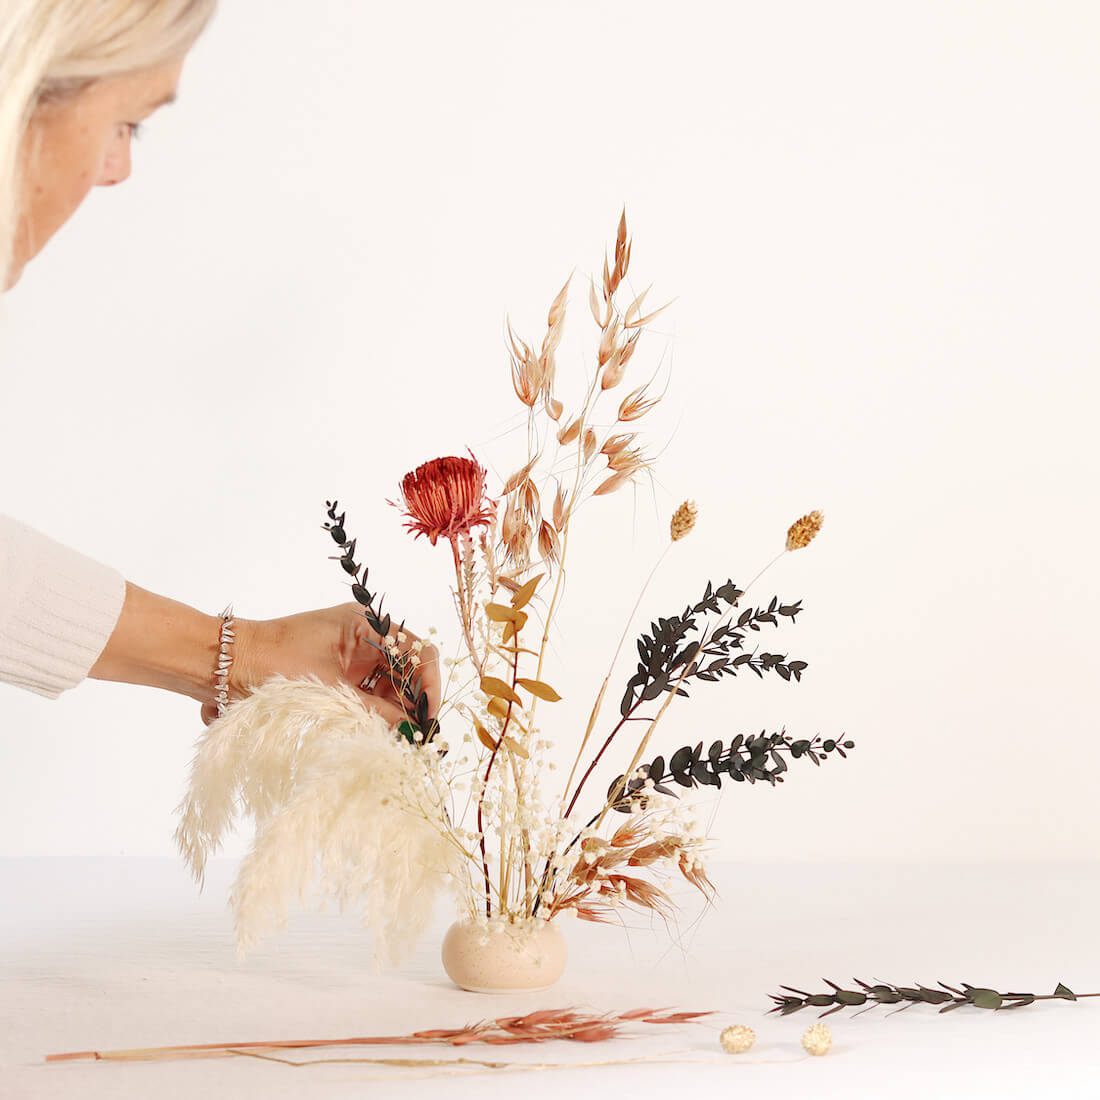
[670,499,697,542]
[785,509,824,552]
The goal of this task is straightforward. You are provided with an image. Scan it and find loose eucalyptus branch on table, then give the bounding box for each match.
[770,980,1096,1017]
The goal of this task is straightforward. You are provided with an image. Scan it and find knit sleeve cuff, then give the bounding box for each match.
[0,516,126,699]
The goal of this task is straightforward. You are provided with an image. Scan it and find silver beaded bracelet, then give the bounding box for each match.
[214,605,235,719]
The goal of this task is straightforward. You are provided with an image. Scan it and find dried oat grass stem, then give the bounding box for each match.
[562,543,672,804]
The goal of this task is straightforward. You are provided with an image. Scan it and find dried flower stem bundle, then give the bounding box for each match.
[45,1007,712,1063]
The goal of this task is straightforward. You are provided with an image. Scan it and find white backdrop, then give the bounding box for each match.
[1,0,1097,864]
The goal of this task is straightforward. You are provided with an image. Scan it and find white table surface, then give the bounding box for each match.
[2,859,1098,1098]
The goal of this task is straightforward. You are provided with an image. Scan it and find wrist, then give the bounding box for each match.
[225,616,271,700]
[90,583,224,704]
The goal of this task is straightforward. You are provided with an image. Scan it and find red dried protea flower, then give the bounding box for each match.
[398,454,495,546]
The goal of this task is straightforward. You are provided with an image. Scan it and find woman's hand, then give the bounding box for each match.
[209,603,440,727]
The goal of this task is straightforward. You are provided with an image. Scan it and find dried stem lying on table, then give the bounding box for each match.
[770,979,1098,1016]
[45,1007,711,1064]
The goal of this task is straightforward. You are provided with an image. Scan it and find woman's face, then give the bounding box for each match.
[7,59,185,290]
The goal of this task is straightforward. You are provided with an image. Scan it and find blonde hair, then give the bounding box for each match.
[0,0,216,285]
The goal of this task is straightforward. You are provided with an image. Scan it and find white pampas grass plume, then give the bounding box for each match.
[175,678,459,965]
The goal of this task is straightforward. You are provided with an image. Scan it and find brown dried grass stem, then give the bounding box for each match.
[45,1008,712,1065]
[562,542,671,805]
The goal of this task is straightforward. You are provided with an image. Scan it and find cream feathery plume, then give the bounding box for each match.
[175,678,459,965]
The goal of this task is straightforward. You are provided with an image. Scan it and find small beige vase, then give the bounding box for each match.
[441,918,568,993]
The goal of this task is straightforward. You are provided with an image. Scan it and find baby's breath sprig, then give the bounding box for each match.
[322,501,438,744]
[770,979,1095,1017]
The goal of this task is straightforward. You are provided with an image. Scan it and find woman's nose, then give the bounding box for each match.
[97,127,133,187]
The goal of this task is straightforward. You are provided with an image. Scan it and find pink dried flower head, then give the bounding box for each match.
[398,455,495,546]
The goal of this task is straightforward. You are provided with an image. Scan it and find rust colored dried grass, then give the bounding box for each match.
[46,1007,712,1064]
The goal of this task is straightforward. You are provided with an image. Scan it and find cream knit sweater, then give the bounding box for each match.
[0,515,125,698]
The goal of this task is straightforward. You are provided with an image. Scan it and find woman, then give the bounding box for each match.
[0,0,438,724]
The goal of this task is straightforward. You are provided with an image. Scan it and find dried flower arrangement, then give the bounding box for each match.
[175,214,851,976]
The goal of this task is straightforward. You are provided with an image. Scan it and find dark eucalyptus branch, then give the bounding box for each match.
[619,580,806,720]
[606,731,854,812]
[323,501,438,744]
[769,979,1094,1017]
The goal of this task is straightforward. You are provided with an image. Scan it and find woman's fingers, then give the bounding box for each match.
[415,642,442,718]
[354,690,408,727]
[346,607,441,721]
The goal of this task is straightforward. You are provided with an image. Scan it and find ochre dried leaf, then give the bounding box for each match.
[485,603,526,625]
[510,574,543,611]
[501,735,529,759]
[472,717,497,752]
[486,697,528,730]
[480,676,522,705]
[516,678,561,702]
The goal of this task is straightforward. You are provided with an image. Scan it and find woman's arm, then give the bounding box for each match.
[1,516,439,722]
[91,584,440,727]
[87,582,222,703]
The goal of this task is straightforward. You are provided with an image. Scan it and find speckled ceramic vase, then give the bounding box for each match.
[441,918,568,993]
